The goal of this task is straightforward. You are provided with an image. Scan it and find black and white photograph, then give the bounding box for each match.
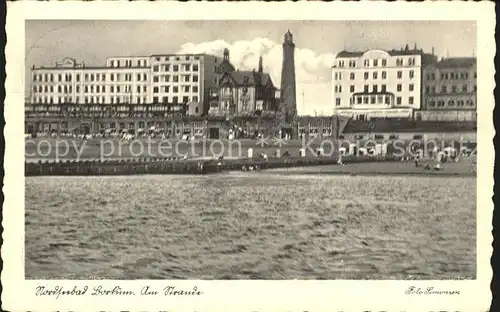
[3,1,495,311]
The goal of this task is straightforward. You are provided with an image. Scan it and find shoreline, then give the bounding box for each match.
[25,156,476,178]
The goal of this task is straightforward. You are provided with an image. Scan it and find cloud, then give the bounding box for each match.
[177,38,335,115]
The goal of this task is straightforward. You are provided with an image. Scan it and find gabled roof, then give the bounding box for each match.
[217,60,236,73]
[219,71,274,88]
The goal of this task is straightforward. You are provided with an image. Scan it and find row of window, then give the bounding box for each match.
[152,74,199,83]
[33,96,148,105]
[334,70,415,81]
[335,95,415,106]
[33,73,150,83]
[152,96,198,104]
[425,71,476,81]
[109,59,148,68]
[153,86,199,94]
[33,84,149,94]
[153,55,200,62]
[334,83,415,93]
[337,57,416,68]
[152,64,199,73]
[427,99,475,107]
[425,84,477,94]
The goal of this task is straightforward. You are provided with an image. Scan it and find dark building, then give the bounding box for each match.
[280,30,297,122]
[419,57,477,121]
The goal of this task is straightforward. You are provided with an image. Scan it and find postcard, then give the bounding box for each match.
[3,1,495,311]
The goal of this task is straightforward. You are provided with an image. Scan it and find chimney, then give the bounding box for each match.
[258,55,263,73]
[432,47,435,55]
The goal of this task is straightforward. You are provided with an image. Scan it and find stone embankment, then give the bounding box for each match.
[25,155,401,176]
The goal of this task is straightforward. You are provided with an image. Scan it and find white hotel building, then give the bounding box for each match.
[30,53,222,116]
[331,46,438,121]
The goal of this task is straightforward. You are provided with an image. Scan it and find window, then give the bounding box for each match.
[350,85,355,92]
[372,85,378,93]
[183,96,189,103]
[193,65,199,71]
[364,59,369,67]
[153,66,159,72]
[373,59,378,67]
[173,65,179,72]
[431,86,436,94]
[373,72,378,79]
[338,85,342,93]
[350,73,355,80]
[384,96,390,104]
[193,96,198,102]
[396,58,403,66]
[452,85,457,93]
[357,97,362,104]
[409,84,414,92]
[381,84,386,92]
[382,71,387,79]
[110,86,114,92]
[153,96,158,103]
[397,71,402,79]
[377,95,383,103]
[349,60,356,68]
[396,97,402,105]
[364,72,369,80]
[397,84,402,92]
[335,98,341,106]
[153,76,159,83]
[425,86,430,94]
[173,86,178,93]
[413,135,423,140]
[409,97,414,105]
[193,75,199,82]
[193,86,198,93]
[364,85,369,92]
[408,58,415,66]
[185,86,190,92]
[441,86,447,93]
[370,96,376,104]
[338,60,345,67]
[409,70,415,79]
[448,100,454,106]
[363,96,369,104]
[153,87,159,93]
[173,76,179,83]
[184,75,190,82]
[463,85,468,92]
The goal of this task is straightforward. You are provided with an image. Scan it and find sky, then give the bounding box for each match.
[25,20,476,115]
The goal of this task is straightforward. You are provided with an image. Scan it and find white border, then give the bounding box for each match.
[3,1,495,311]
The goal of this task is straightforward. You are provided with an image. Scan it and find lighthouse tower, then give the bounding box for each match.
[280,30,297,120]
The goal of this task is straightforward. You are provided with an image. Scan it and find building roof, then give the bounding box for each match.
[217,60,236,73]
[336,48,429,59]
[220,71,274,88]
[435,57,476,69]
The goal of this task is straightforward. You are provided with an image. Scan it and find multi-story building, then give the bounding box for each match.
[30,57,152,106]
[149,53,222,116]
[30,53,223,117]
[419,57,477,121]
[331,45,437,121]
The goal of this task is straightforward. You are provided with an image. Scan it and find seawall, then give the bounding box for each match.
[25,155,402,176]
